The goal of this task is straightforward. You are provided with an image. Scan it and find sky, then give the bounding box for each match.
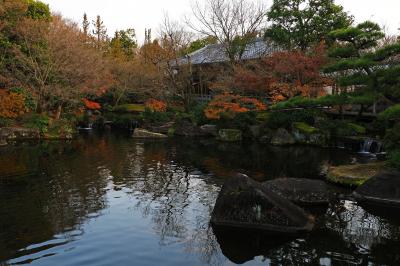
[42,0,400,44]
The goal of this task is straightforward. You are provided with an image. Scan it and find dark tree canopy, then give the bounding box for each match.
[325,21,400,103]
[265,0,353,50]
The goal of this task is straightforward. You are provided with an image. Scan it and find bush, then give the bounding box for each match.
[0,90,28,118]
[141,108,174,124]
[318,120,366,137]
[266,109,323,129]
[388,150,400,170]
[384,122,400,151]
[22,113,50,133]
[378,104,400,121]
[9,87,36,111]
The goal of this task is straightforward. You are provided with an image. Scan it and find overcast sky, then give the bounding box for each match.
[42,0,400,44]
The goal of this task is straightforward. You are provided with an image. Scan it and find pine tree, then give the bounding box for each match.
[82,13,90,36]
[324,21,400,114]
[92,15,107,50]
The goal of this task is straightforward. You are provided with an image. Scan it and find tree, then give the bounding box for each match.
[110,28,137,59]
[183,36,217,54]
[187,0,267,62]
[13,15,113,117]
[82,13,90,35]
[265,0,353,50]
[92,15,107,51]
[324,21,400,114]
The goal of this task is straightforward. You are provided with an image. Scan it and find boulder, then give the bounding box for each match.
[0,138,7,146]
[149,122,175,134]
[354,171,400,206]
[174,120,205,137]
[263,178,329,206]
[0,127,40,140]
[248,125,261,139]
[270,128,295,145]
[218,129,242,142]
[132,128,168,139]
[292,122,327,146]
[200,124,218,136]
[326,162,385,187]
[211,174,314,234]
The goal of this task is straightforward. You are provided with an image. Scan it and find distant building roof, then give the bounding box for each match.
[174,38,280,66]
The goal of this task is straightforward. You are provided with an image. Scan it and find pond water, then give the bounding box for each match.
[0,132,399,265]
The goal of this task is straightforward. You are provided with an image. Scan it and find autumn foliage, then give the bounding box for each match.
[204,93,266,120]
[223,43,331,103]
[83,98,101,110]
[145,99,167,112]
[0,90,28,118]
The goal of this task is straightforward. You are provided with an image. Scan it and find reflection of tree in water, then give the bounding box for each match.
[0,138,116,261]
[115,140,225,264]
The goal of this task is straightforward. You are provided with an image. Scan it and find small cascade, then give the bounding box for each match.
[359,138,384,155]
[78,122,93,130]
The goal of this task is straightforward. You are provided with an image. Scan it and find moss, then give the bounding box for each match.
[379,104,400,121]
[292,122,319,134]
[167,127,175,137]
[218,129,242,142]
[113,104,145,113]
[256,111,270,121]
[326,162,386,187]
[347,123,366,135]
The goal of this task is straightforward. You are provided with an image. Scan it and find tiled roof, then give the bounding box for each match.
[175,38,279,66]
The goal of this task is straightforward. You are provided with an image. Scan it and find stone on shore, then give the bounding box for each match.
[0,127,40,140]
[133,128,168,139]
[218,129,242,142]
[271,128,295,145]
[211,174,314,234]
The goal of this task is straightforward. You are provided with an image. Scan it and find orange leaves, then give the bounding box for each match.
[145,99,167,112]
[204,93,266,120]
[83,98,101,110]
[0,90,28,118]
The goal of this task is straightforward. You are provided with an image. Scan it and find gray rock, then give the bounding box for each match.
[133,128,168,139]
[218,129,242,142]
[211,174,314,234]
[249,125,261,138]
[263,178,329,206]
[354,171,400,206]
[271,128,295,145]
[0,127,40,140]
[200,124,218,136]
[0,138,7,146]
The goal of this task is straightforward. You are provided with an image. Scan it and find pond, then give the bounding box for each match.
[0,132,399,265]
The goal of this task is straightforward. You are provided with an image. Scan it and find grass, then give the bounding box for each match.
[113,104,146,113]
[292,122,319,134]
[327,162,386,187]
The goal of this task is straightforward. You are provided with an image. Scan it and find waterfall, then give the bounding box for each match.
[359,138,384,155]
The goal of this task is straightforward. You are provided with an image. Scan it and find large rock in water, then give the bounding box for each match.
[263,178,329,206]
[132,128,167,139]
[211,174,314,234]
[270,128,295,145]
[354,171,400,206]
[218,129,242,142]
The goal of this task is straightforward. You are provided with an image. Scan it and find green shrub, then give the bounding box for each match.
[9,87,36,111]
[384,122,400,151]
[22,113,49,133]
[141,108,174,124]
[0,117,13,127]
[388,150,400,170]
[378,104,400,121]
[266,109,323,129]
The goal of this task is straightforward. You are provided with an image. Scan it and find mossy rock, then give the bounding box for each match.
[218,129,242,142]
[292,122,319,134]
[327,162,386,187]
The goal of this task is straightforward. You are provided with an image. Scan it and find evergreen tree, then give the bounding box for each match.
[265,0,353,50]
[82,13,90,36]
[324,21,400,113]
[92,15,107,50]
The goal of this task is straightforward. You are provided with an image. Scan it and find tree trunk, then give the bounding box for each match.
[55,104,63,120]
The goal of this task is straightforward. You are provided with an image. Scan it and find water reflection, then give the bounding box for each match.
[0,133,399,265]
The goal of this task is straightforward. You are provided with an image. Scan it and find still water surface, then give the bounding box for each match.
[0,132,399,265]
